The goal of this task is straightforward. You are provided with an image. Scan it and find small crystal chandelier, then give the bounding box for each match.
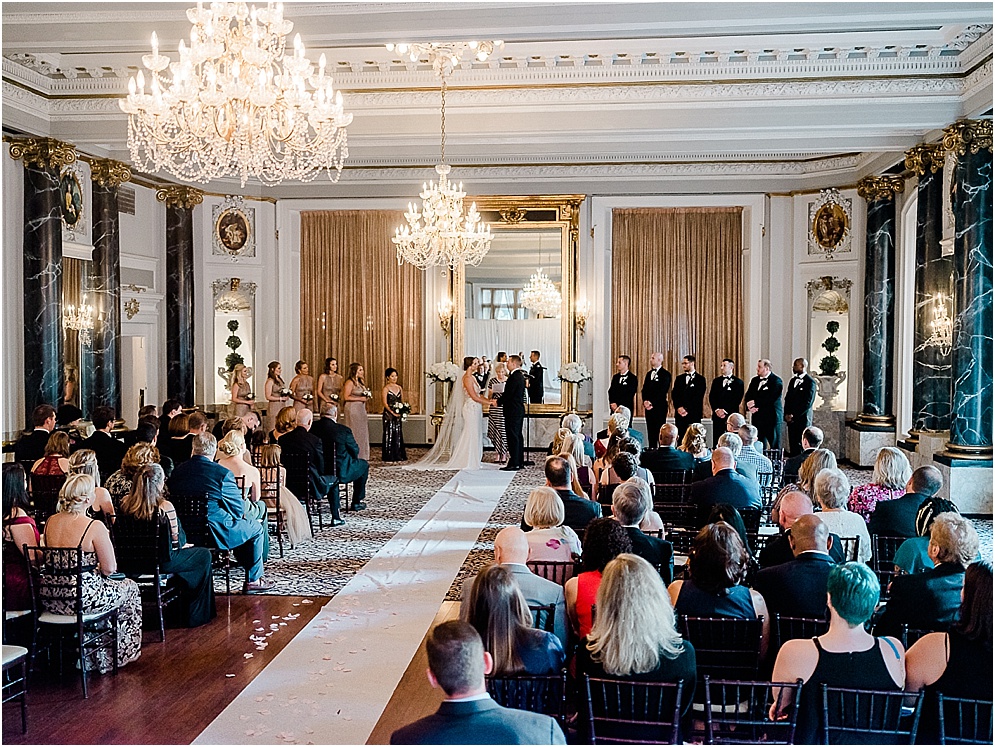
[119,1,353,187]
[521,235,562,318]
[390,41,502,270]
[927,292,953,356]
[64,294,95,346]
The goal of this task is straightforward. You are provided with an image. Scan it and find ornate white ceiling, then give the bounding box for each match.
[2,2,992,196]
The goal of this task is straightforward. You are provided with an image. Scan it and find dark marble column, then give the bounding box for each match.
[157,186,202,407]
[856,175,905,427]
[905,143,953,437]
[8,138,76,422]
[942,120,993,459]
[88,159,132,415]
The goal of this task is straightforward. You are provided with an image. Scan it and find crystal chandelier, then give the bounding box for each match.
[521,235,562,318]
[64,294,95,346]
[119,2,352,187]
[390,41,502,270]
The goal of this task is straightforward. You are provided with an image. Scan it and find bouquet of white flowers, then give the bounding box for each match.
[558,362,592,384]
[426,361,461,383]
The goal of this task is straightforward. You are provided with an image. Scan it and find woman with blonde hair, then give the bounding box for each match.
[217,430,269,560]
[229,362,255,417]
[68,449,116,524]
[577,554,696,714]
[42,473,143,673]
[848,446,911,523]
[523,487,582,561]
[257,443,312,547]
[104,442,159,506]
[557,452,591,501]
[561,432,595,496]
[679,422,711,462]
[31,431,71,476]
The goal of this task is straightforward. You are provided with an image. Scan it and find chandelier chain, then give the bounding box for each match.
[440,77,447,165]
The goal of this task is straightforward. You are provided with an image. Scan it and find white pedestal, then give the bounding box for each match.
[933,456,993,515]
[813,410,846,458]
[845,423,896,467]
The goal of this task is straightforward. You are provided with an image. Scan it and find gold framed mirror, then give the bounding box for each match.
[450,195,583,413]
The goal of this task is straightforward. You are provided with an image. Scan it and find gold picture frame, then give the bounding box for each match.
[60,169,83,228]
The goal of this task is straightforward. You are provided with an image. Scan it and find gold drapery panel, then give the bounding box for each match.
[300,210,423,414]
[611,207,745,418]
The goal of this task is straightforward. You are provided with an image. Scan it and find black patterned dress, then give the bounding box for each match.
[487,377,508,461]
[382,390,407,462]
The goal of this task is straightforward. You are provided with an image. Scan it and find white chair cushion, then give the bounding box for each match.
[2,645,29,665]
[4,609,31,620]
[38,610,109,624]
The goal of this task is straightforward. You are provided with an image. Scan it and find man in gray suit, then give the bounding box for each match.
[390,621,566,745]
[461,527,567,648]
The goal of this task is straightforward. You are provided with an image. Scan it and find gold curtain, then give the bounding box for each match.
[611,207,744,417]
[300,210,424,414]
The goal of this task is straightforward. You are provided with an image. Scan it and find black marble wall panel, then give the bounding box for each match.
[165,205,195,406]
[89,182,122,415]
[22,164,63,420]
[949,148,993,450]
[861,197,897,417]
[911,168,953,431]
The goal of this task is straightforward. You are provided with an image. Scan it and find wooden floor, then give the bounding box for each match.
[2,594,328,745]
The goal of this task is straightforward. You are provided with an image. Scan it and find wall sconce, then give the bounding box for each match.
[438,296,454,337]
[64,293,95,345]
[926,292,953,356]
[575,299,590,336]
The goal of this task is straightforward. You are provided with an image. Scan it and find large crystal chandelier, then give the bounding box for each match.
[390,41,502,270]
[119,1,353,187]
[521,236,562,318]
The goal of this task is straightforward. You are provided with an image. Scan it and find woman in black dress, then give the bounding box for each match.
[381,368,407,462]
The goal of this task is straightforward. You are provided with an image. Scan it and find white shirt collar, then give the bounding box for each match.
[447,692,492,703]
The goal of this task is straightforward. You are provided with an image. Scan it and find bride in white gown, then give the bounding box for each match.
[409,357,492,471]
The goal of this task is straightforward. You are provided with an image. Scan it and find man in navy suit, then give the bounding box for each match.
[754,515,835,619]
[869,466,941,539]
[612,480,674,584]
[783,358,817,456]
[782,426,823,481]
[390,621,566,745]
[758,491,845,569]
[311,404,369,513]
[14,403,56,464]
[641,423,695,479]
[522,456,601,536]
[745,358,784,450]
[281,408,346,524]
[168,433,270,592]
[690,447,762,528]
[75,405,127,481]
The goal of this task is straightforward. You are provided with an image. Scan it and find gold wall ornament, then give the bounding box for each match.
[156,185,204,209]
[808,189,852,259]
[124,298,141,319]
[904,143,946,177]
[942,119,993,156]
[8,137,76,170]
[87,158,132,188]
[498,207,528,224]
[857,175,905,202]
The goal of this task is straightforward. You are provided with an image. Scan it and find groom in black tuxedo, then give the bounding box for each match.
[500,355,527,470]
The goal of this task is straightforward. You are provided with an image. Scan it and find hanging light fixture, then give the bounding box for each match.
[119,2,353,186]
[520,234,562,318]
[64,294,95,346]
[389,41,502,270]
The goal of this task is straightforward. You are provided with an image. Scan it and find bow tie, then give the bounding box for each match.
[686,373,694,381]
[724,375,733,381]
[650,370,658,380]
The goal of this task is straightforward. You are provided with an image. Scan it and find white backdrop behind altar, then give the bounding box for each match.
[465,318,561,401]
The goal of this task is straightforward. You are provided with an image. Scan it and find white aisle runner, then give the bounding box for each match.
[195,467,515,746]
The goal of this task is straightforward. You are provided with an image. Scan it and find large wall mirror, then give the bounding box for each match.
[453,195,583,413]
[62,256,92,411]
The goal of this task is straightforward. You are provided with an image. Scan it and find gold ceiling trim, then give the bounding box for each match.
[857,174,905,201]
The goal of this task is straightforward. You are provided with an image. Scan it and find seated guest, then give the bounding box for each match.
[75,405,127,481]
[158,398,183,442]
[168,434,271,593]
[161,412,189,465]
[42,473,143,672]
[725,412,747,438]
[770,447,837,525]
[389,620,565,745]
[217,431,269,561]
[461,564,565,676]
[736,424,774,481]
[127,417,174,477]
[174,411,209,465]
[31,431,71,476]
[104,442,159,507]
[461,527,568,648]
[271,405,298,446]
[600,450,655,490]
[594,410,633,459]
[14,403,56,464]
[559,413,595,461]
[565,518,632,639]
[754,515,834,620]
[560,432,594,491]
[692,433,758,483]
[869,465,942,539]
[522,456,600,537]
[679,422,711,463]
[706,503,752,557]
[522,487,582,562]
[592,427,628,484]
[759,491,845,569]
[558,452,592,502]
[611,480,673,583]
[813,468,871,563]
[117,464,215,627]
[256,444,313,547]
[641,423,695,477]
[68,449,117,524]
[310,403,368,515]
[576,554,697,716]
[54,404,86,449]
[280,407,342,520]
[847,446,911,523]
[771,563,904,744]
[2,464,40,611]
[668,522,770,654]
[893,497,959,575]
[876,512,979,639]
[782,426,823,481]
[690,447,762,528]
[905,561,993,744]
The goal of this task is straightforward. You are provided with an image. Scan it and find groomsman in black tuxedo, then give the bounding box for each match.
[708,358,745,446]
[641,352,672,449]
[500,355,527,470]
[671,354,706,441]
[783,357,817,456]
[526,350,545,404]
[608,355,638,414]
[745,359,784,450]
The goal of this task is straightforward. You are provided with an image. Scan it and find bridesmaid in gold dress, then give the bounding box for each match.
[341,362,371,461]
[263,361,290,434]
[317,357,344,417]
[289,360,315,413]
[229,363,255,417]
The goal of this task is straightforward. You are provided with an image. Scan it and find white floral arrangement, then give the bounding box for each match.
[426,361,461,383]
[558,362,592,384]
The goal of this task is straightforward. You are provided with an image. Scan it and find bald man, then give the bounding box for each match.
[754,515,835,619]
[641,352,672,449]
[783,358,817,456]
[690,446,762,528]
[759,491,845,569]
[460,527,567,647]
[641,423,695,477]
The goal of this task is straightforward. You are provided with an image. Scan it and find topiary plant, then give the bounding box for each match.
[224,319,243,370]
[818,320,842,375]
